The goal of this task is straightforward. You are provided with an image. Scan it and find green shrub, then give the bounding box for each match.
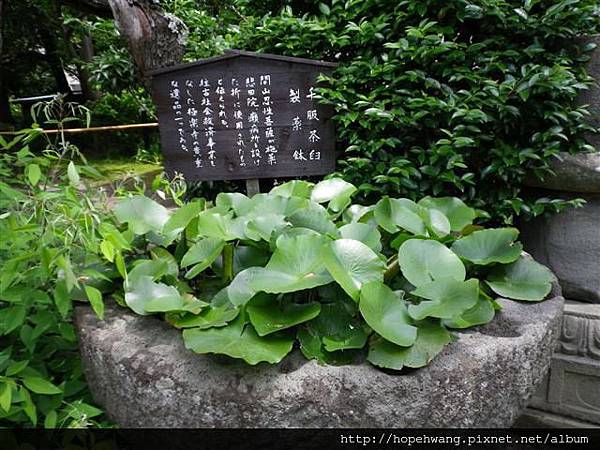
[238,0,600,223]
[99,178,553,370]
[0,105,110,427]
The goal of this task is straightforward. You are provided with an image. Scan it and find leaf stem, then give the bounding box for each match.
[384,255,399,282]
[222,243,234,283]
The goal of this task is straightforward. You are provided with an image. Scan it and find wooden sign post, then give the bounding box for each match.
[150,50,337,196]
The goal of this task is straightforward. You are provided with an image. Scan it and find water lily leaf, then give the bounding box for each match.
[374,197,427,235]
[270,180,314,198]
[420,207,451,238]
[451,228,522,265]
[398,239,466,287]
[298,298,366,361]
[288,202,339,236]
[359,281,417,346]
[297,327,329,363]
[168,305,239,329]
[249,234,333,293]
[248,296,321,336]
[149,247,179,279]
[127,259,169,285]
[225,234,332,305]
[125,275,183,315]
[322,327,368,352]
[162,200,204,244]
[216,192,252,215]
[339,222,382,253]
[183,314,294,365]
[181,237,225,278]
[223,267,262,306]
[323,239,385,301]
[486,256,552,301]
[310,178,357,212]
[342,204,374,223]
[213,245,270,276]
[114,196,170,235]
[367,319,452,370]
[408,278,480,320]
[244,213,289,242]
[417,197,476,231]
[442,295,495,329]
[197,210,244,241]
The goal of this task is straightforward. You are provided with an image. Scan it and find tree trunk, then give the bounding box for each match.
[78,33,98,101]
[0,0,15,129]
[107,0,187,85]
[66,0,187,85]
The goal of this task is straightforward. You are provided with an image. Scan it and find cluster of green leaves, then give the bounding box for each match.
[0,124,110,427]
[238,0,599,223]
[103,178,553,369]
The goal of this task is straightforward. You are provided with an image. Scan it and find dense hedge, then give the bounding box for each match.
[238,0,599,223]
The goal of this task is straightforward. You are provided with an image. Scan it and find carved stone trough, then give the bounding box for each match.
[75,284,563,428]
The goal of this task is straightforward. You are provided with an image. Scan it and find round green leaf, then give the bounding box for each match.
[114,196,170,235]
[486,256,553,301]
[359,281,417,346]
[244,213,289,242]
[442,296,495,329]
[288,202,339,236]
[398,239,466,287]
[322,327,368,352]
[451,228,523,265]
[270,180,314,198]
[367,319,452,370]
[168,305,239,329]
[125,275,183,315]
[216,192,253,215]
[339,222,382,253]
[421,207,451,238]
[162,200,204,243]
[252,233,333,293]
[181,237,225,278]
[408,278,480,320]
[310,178,357,212]
[248,297,321,336]
[374,197,427,235]
[417,197,476,231]
[183,315,294,365]
[323,239,385,301]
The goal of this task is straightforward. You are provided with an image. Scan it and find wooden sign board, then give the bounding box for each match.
[150,50,338,181]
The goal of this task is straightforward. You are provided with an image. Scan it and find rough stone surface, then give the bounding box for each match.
[515,408,599,428]
[520,194,600,303]
[576,35,600,151]
[527,301,600,424]
[524,152,600,193]
[76,288,563,428]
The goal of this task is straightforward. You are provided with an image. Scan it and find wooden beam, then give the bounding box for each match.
[0,122,158,135]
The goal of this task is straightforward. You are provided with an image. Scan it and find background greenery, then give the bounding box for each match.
[0,0,599,428]
[2,0,598,222]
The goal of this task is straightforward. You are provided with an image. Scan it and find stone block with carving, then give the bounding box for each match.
[528,301,600,424]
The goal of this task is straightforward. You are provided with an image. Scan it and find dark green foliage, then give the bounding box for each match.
[99,178,553,370]
[238,0,600,223]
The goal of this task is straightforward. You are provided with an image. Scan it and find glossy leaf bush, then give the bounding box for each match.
[103,178,553,369]
[237,0,599,223]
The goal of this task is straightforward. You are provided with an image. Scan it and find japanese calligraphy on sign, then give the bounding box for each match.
[150,50,337,181]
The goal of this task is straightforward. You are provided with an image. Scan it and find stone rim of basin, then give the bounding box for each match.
[75,283,563,428]
[523,151,600,193]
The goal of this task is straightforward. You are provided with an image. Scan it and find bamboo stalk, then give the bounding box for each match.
[0,122,159,135]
